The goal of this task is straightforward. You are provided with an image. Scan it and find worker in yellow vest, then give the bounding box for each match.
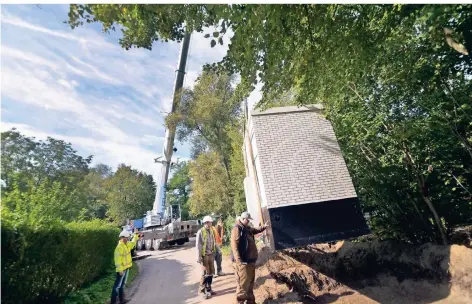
[110,228,139,304]
[196,215,220,299]
[212,217,225,277]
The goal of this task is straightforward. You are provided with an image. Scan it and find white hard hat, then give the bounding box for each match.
[202,215,214,223]
[119,230,131,238]
[240,211,253,220]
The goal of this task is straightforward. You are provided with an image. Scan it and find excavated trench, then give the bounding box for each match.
[254,231,472,304]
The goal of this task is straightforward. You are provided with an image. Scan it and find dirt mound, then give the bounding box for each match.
[254,240,472,304]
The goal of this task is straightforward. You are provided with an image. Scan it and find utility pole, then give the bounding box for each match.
[153,32,191,214]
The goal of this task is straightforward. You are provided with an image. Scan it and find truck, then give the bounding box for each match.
[127,204,200,251]
[242,104,370,250]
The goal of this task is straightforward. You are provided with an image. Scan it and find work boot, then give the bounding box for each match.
[208,289,216,295]
[217,271,225,276]
[118,291,130,304]
[201,290,211,300]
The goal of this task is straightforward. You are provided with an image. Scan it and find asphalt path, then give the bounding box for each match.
[129,238,236,304]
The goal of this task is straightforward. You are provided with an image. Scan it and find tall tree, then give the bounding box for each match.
[166,161,192,220]
[68,4,472,243]
[105,164,156,224]
[166,71,241,180]
[1,129,92,191]
[188,151,233,216]
[78,164,114,220]
[227,121,247,215]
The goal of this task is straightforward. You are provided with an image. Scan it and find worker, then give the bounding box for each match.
[111,228,139,304]
[231,212,269,304]
[196,215,220,299]
[212,217,225,276]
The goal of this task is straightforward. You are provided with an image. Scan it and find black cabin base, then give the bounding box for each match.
[262,197,370,250]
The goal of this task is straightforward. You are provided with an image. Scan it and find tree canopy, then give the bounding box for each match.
[68,4,472,243]
[165,161,192,220]
[166,71,246,217]
[1,129,156,225]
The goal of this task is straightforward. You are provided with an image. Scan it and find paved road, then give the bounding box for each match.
[129,238,236,304]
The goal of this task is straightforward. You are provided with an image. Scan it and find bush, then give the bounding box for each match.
[64,262,138,304]
[223,215,237,244]
[1,218,119,303]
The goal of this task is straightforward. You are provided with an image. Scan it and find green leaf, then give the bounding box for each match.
[204,33,210,38]
[213,31,219,38]
[210,39,216,48]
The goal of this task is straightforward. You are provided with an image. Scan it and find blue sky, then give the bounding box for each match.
[1,4,262,186]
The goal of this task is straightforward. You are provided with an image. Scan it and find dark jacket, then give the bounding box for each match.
[230,220,266,263]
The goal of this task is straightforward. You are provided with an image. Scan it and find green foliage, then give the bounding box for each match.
[1,130,156,225]
[166,71,247,218]
[223,214,237,244]
[1,217,119,304]
[166,161,192,220]
[105,164,156,224]
[167,71,241,176]
[77,164,113,220]
[64,262,138,304]
[227,121,247,216]
[1,129,92,192]
[189,151,233,215]
[2,176,86,223]
[220,244,232,257]
[68,4,472,243]
[1,129,155,302]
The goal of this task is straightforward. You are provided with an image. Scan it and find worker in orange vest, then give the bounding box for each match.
[212,217,225,276]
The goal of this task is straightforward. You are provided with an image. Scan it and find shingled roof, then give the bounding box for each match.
[249,105,357,209]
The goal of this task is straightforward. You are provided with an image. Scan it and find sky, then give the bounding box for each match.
[0,4,262,195]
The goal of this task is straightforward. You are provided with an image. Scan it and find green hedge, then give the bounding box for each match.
[1,219,119,303]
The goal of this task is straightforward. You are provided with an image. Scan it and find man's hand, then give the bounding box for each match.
[119,271,124,276]
[263,222,270,228]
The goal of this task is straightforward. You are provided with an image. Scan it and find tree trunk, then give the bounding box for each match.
[402,143,448,245]
[422,195,448,245]
[222,156,232,182]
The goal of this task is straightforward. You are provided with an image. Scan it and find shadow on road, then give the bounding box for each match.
[214,286,236,297]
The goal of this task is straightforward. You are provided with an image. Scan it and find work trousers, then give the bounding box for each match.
[214,249,222,273]
[110,268,129,300]
[199,253,215,292]
[233,262,256,303]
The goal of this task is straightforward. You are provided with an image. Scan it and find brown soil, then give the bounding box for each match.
[254,233,472,304]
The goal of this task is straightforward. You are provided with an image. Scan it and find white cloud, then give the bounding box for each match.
[140,134,165,146]
[0,6,262,203]
[69,55,123,86]
[1,46,58,69]
[58,78,78,89]
[1,122,187,181]
[2,63,129,141]
[1,12,114,49]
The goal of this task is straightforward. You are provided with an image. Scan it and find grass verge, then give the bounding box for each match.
[64,262,138,304]
[221,244,231,257]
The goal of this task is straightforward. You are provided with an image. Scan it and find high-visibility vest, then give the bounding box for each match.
[201,228,216,257]
[212,225,224,246]
[114,233,138,272]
